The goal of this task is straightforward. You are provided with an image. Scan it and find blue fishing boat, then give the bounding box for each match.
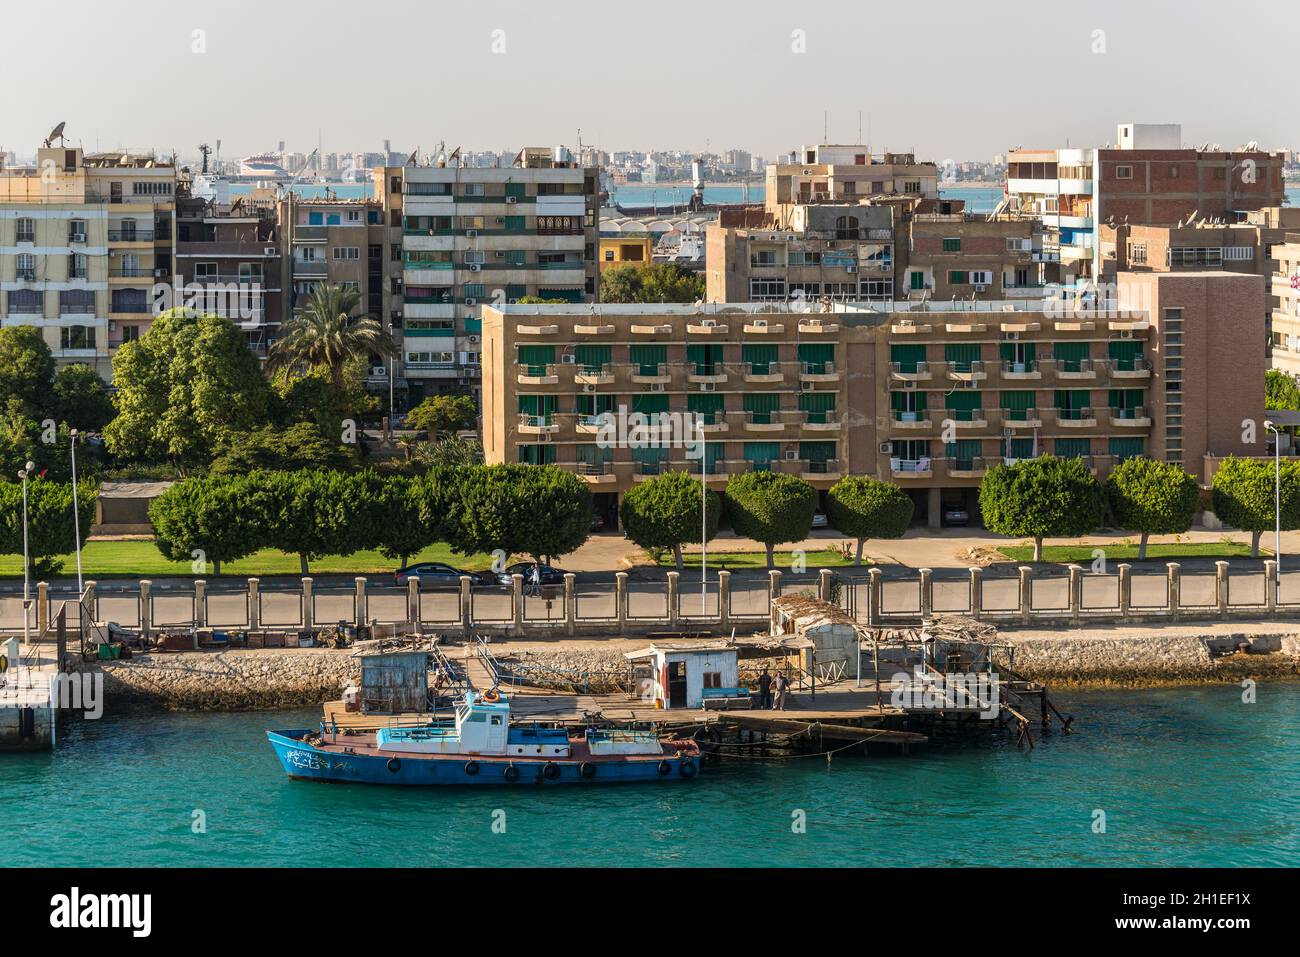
[267,690,701,786]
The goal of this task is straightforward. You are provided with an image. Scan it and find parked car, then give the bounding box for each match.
[494,562,568,588]
[811,512,828,529]
[942,506,970,527]
[590,513,608,532]
[394,563,489,587]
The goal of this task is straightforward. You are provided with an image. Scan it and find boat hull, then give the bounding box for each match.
[267,731,702,787]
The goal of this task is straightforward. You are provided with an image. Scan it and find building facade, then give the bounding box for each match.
[1270,238,1300,377]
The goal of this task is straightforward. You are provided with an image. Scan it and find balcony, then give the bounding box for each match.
[573,323,614,336]
[686,321,728,335]
[574,363,615,386]
[1055,358,1099,381]
[1109,357,1152,380]
[799,362,838,383]
[943,410,989,430]
[294,260,328,277]
[742,412,785,433]
[109,267,152,278]
[697,414,729,434]
[1001,407,1043,429]
[890,361,932,382]
[946,361,988,383]
[744,321,784,334]
[800,411,841,431]
[944,456,989,479]
[891,458,933,479]
[1000,360,1041,381]
[576,462,617,484]
[630,363,672,385]
[802,459,842,482]
[798,319,839,334]
[687,364,728,385]
[516,324,560,336]
[108,229,155,243]
[1110,407,1152,428]
[944,322,988,335]
[743,362,786,384]
[575,414,607,434]
[890,320,933,334]
[1055,407,1097,428]
[630,323,673,335]
[890,410,932,430]
[516,363,559,385]
[518,414,559,435]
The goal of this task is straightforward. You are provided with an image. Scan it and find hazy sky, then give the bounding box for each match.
[2,0,1294,163]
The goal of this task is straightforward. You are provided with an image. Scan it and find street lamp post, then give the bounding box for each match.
[1266,420,1281,599]
[17,461,34,644]
[70,429,84,595]
[699,419,707,617]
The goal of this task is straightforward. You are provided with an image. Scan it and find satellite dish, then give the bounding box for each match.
[45,121,66,147]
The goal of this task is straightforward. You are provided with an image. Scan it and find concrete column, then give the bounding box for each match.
[768,569,782,607]
[1166,563,1181,621]
[139,579,153,635]
[354,576,368,629]
[194,580,207,628]
[37,581,48,635]
[1215,561,1230,618]
[667,571,680,627]
[867,567,883,626]
[459,576,473,635]
[84,580,96,621]
[564,573,576,636]
[615,572,628,632]
[1018,566,1033,626]
[247,578,260,630]
[1118,564,1132,619]
[818,568,833,603]
[406,576,421,626]
[718,570,731,628]
[968,567,983,620]
[1265,560,1278,613]
[1068,564,1082,625]
[511,573,524,630]
[927,486,942,531]
[301,577,314,632]
[919,568,933,619]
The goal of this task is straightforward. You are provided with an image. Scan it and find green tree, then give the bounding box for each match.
[826,476,914,565]
[271,364,371,440]
[269,284,394,389]
[450,464,591,562]
[979,457,1105,561]
[208,422,358,475]
[149,475,264,574]
[367,473,439,570]
[599,262,705,304]
[0,326,56,417]
[104,309,270,468]
[620,471,721,570]
[1265,369,1300,411]
[0,404,83,484]
[413,435,485,468]
[723,471,818,569]
[247,470,359,575]
[1211,455,1300,557]
[52,363,115,432]
[1105,457,1200,560]
[406,393,477,441]
[0,478,97,578]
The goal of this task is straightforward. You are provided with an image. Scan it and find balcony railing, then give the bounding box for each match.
[891,457,933,474]
[1056,406,1094,421]
[108,229,155,242]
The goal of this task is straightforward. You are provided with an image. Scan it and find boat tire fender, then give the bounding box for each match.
[679,760,697,779]
[386,757,401,774]
[543,762,561,780]
[504,765,520,783]
[464,760,479,776]
[657,761,672,776]
[580,762,596,779]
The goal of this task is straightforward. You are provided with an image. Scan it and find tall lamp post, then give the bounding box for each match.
[17,461,34,644]
[70,429,84,595]
[1266,420,1282,599]
[699,419,707,617]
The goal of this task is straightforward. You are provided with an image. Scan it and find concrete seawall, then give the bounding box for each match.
[74,629,1300,712]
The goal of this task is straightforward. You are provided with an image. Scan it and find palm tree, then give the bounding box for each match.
[269,284,394,388]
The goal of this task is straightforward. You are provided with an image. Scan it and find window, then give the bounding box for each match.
[195,262,218,280]
[749,279,786,300]
[238,262,264,282]
[462,183,486,197]
[942,237,961,252]
[969,270,993,286]
[909,271,926,291]
[903,181,921,194]
[834,215,860,240]
[1053,341,1090,372]
[331,247,360,260]
[16,253,36,278]
[948,270,968,285]
[120,324,141,344]
[60,289,95,314]
[131,181,172,195]
[1115,165,1133,180]
[16,218,35,243]
[60,326,97,350]
[68,219,87,242]
[1129,243,1147,265]
[944,343,981,372]
[68,254,88,279]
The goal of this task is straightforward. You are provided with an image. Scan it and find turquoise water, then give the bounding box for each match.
[3,684,1297,867]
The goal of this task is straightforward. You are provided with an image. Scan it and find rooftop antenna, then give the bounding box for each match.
[198,143,212,174]
[44,121,66,149]
[823,111,828,143]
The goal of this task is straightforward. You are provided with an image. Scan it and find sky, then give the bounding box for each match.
[1,0,1294,164]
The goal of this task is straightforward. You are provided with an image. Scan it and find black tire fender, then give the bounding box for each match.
[503,765,520,783]
[386,757,401,773]
[464,760,479,776]
[580,762,597,779]
[543,762,561,780]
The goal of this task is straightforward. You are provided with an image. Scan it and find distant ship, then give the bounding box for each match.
[236,152,289,180]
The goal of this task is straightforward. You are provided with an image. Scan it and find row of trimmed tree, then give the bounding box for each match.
[148,465,593,575]
[0,479,98,578]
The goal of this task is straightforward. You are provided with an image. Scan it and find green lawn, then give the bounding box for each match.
[657,548,859,570]
[996,542,1263,563]
[0,540,494,580]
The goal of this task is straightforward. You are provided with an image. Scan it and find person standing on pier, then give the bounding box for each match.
[758,668,772,709]
[773,672,790,711]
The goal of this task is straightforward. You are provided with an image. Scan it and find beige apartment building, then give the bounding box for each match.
[1270,238,1300,377]
[0,145,176,377]
[482,271,1264,529]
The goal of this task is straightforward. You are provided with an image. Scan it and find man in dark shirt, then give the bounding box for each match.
[757,668,772,709]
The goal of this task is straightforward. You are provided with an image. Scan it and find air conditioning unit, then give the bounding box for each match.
[784,450,798,461]
[465,298,477,306]
[582,384,596,393]
[495,250,506,259]
[561,354,577,364]
[1004,331,1021,340]
[466,230,478,239]
[751,318,768,328]
[506,196,518,205]
[467,334,480,344]
[974,284,987,292]
[701,318,716,328]
[371,366,386,376]
[17,270,35,281]
[801,382,814,392]
[1119,330,1133,339]
[700,382,715,392]
[879,442,893,455]
[70,233,87,243]
[264,246,277,256]
[846,265,857,274]
[468,264,481,272]
[650,382,665,392]
[537,433,552,443]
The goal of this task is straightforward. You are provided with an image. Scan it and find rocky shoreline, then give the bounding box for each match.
[79,632,1300,712]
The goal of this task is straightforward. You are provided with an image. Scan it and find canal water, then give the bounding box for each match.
[2,684,1296,868]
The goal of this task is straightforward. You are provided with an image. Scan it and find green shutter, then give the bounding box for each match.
[505,183,526,199]
[575,443,611,465]
[944,343,981,370]
[945,439,982,468]
[891,343,926,372]
[1107,339,1140,370]
[797,343,834,373]
[1109,438,1144,461]
[1055,438,1091,458]
[743,393,781,423]
[999,390,1035,419]
[1054,389,1091,418]
[505,250,526,266]
[945,390,981,419]
[629,344,667,375]
[948,270,968,285]
[800,441,836,472]
[890,391,927,416]
[573,344,611,373]
[504,215,526,232]
[518,444,555,464]
[517,345,555,375]
[743,442,781,471]
[942,237,961,252]
[1053,341,1090,371]
[1002,438,1035,459]
[743,343,778,374]
[631,394,669,415]
[1108,388,1144,413]
[799,392,835,423]
[909,271,926,290]
[687,393,725,422]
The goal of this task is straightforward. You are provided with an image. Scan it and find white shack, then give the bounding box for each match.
[769,595,862,679]
[624,642,740,710]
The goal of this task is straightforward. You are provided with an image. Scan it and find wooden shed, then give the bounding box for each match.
[358,650,430,713]
[769,595,863,679]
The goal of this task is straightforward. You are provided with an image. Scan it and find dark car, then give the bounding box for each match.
[494,562,568,588]
[394,563,489,587]
[942,506,970,527]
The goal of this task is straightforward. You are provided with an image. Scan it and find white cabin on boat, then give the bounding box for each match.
[624,643,740,710]
[376,690,510,755]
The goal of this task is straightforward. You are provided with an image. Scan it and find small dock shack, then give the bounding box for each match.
[770,594,865,682]
[624,642,742,709]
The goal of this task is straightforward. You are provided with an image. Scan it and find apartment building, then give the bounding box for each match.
[599,233,653,270]
[766,146,940,223]
[174,188,283,359]
[903,214,1051,302]
[375,147,601,405]
[1006,123,1286,284]
[482,271,1263,529]
[1270,238,1300,377]
[0,145,176,377]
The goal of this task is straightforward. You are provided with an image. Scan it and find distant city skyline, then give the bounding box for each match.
[1,0,1295,163]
